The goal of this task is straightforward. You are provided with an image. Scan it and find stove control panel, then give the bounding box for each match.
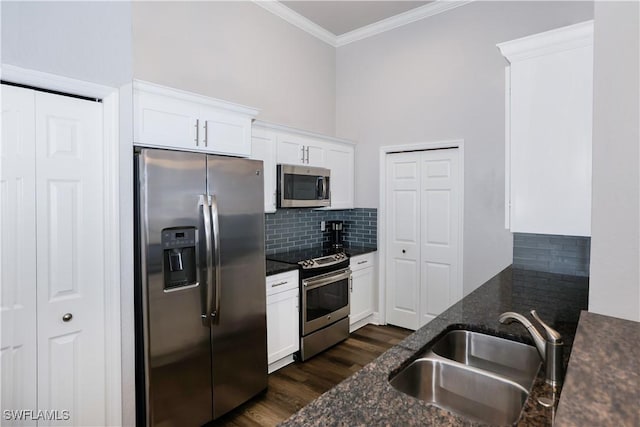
[298,252,348,269]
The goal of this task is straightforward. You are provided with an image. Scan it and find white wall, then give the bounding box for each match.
[132,1,336,136]
[589,1,640,322]
[336,1,594,294]
[1,1,132,86]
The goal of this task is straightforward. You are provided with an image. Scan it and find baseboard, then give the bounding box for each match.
[349,313,378,332]
[268,354,295,374]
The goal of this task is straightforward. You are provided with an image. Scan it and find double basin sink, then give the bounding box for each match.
[390,329,542,425]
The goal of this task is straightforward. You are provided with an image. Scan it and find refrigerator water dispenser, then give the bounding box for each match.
[161,227,197,291]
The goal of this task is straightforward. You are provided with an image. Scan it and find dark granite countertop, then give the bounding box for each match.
[555,311,640,426]
[280,266,589,426]
[344,246,377,257]
[266,259,299,276]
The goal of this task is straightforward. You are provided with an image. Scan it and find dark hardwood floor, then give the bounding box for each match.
[212,324,411,427]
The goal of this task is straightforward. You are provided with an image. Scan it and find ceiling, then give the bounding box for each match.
[280,1,432,36]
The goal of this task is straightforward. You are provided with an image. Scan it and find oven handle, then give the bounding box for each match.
[302,268,351,290]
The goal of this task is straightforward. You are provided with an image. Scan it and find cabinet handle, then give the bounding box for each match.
[62,313,73,322]
[349,277,353,292]
[357,260,368,265]
[271,281,288,287]
[300,146,305,163]
[305,146,310,163]
[203,121,208,147]
[195,119,199,146]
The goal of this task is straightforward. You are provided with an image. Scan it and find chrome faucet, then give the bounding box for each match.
[499,310,564,387]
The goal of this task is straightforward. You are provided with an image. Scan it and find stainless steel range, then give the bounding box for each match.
[268,248,351,361]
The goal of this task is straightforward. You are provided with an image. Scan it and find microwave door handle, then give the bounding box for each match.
[323,177,328,200]
[200,195,213,325]
[210,194,222,323]
[317,177,324,200]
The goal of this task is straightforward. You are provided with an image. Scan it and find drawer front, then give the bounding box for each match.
[350,252,375,272]
[266,270,299,296]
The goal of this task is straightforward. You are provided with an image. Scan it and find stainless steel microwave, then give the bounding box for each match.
[277,164,331,208]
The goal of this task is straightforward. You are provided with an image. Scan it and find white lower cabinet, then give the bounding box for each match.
[266,270,299,373]
[349,252,377,332]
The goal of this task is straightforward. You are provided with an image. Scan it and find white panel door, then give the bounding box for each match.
[35,92,106,426]
[1,85,38,425]
[385,153,420,330]
[420,149,459,326]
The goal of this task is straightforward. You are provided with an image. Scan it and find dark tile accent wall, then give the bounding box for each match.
[265,208,377,255]
[513,233,591,277]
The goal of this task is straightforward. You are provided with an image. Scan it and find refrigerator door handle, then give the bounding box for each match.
[200,194,214,325]
[210,194,222,323]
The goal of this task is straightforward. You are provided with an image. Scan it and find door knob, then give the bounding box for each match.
[62,313,73,322]
[402,249,406,254]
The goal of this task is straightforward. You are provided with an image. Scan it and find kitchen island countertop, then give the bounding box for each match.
[280,266,589,426]
[555,311,640,426]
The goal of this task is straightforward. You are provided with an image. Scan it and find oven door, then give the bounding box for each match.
[301,268,351,336]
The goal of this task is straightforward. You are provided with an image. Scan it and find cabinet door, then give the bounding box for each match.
[134,90,199,150]
[325,143,354,209]
[276,134,307,166]
[200,106,251,157]
[251,130,277,213]
[266,288,299,365]
[350,263,375,326]
[35,92,107,425]
[304,141,326,167]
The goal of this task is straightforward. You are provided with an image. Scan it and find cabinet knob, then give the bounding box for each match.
[62,313,73,322]
[402,249,406,254]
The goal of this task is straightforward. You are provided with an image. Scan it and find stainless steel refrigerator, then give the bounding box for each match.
[134,148,267,426]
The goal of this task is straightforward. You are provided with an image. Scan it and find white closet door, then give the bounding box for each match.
[385,152,420,330]
[1,86,38,425]
[35,92,106,426]
[420,149,459,326]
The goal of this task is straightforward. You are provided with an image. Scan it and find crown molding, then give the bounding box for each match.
[253,0,337,46]
[336,1,474,47]
[133,80,260,117]
[253,119,355,145]
[497,20,594,63]
[252,0,474,48]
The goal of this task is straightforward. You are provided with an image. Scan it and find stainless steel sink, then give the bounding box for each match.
[431,330,541,389]
[390,357,530,426]
[389,329,542,425]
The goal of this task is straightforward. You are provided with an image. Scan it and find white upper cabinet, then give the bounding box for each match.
[276,133,326,167]
[325,142,355,210]
[498,21,594,236]
[250,126,277,213]
[134,81,259,157]
[254,121,356,210]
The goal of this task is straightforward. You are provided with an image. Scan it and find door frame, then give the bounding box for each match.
[1,65,122,425]
[378,140,464,326]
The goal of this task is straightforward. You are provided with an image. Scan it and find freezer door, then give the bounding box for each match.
[207,155,268,419]
[137,149,213,427]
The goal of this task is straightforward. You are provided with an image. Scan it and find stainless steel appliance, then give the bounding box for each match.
[277,164,331,208]
[267,248,351,361]
[134,148,267,427]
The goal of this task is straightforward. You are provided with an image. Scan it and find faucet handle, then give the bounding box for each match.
[530,310,562,343]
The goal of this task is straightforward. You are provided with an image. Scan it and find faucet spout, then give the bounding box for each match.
[499,310,564,387]
[498,311,547,362]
